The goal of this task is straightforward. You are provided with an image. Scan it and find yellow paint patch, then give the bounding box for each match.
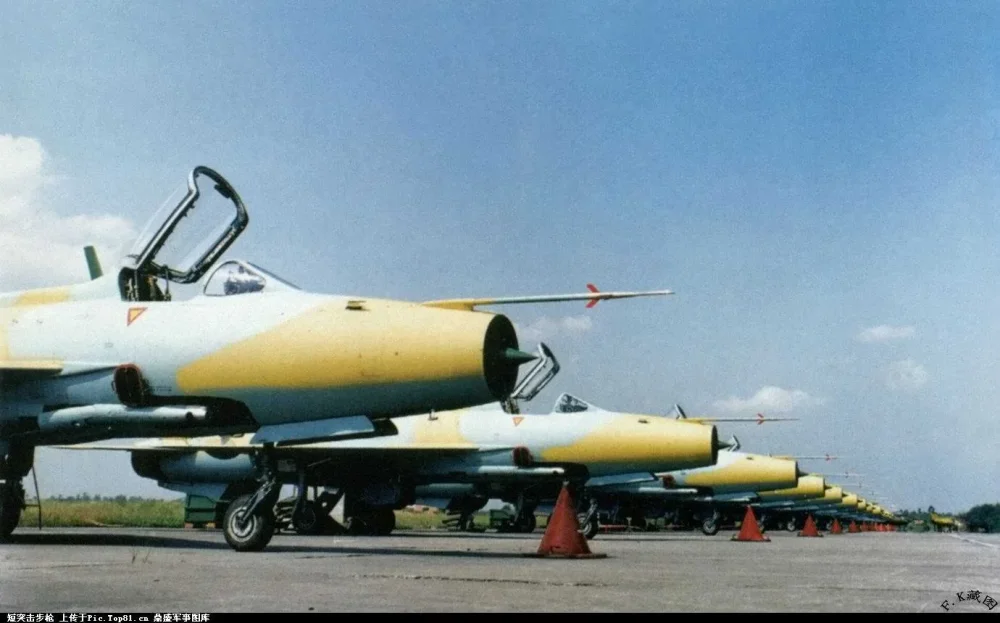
[758,475,825,500]
[512,416,524,427]
[540,415,714,469]
[823,486,844,503]
[798,486,845,506]
[12,287,71,307]
[420,298,489,311]
[0,360,62,371]
[0,309,11,360]
[682,455,796,489]
[176,300,494,392]
[412,411,468,445]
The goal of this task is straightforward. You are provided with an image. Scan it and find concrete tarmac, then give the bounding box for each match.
[2,528,998,612]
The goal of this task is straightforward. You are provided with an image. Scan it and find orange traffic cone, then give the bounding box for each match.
[526,485,607,559]
[798,514,823,537]
[848,521,860,533]
[830,519,843,534]
[732,505,770,542]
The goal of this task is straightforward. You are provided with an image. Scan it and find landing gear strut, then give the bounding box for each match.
[223,449,280,552]
[577,497,600,540]
[509,491,538,534]
[0,445,32,542]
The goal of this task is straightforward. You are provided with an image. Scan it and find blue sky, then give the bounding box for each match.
[2,1,998,512]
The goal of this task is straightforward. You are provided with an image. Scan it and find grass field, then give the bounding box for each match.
[14,499,538,531]
[16,499,186,528]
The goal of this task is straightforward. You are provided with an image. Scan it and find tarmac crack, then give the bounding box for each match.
[352,573,606,588]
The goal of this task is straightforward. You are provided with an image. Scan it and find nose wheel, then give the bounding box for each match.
[223,494,276,552]
[222,448,280,552]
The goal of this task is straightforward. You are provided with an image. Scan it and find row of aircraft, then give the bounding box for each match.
[68,394,901,548]
[0,166,898,552]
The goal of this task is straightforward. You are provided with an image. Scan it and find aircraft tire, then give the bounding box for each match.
[372,509,396,536]
[0,485,23,540]
[346,516,371,536]
[515,513,537,533]
[700,516,719,536]
[578,512,599,540]
[784,517,798,533]
[223,494,276,552]
[292,501,326,535]
[458,514,475,532]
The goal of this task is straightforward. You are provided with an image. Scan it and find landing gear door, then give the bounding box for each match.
[126,166,249,285]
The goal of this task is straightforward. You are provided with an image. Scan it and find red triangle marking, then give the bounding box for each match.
[127,307,147,326]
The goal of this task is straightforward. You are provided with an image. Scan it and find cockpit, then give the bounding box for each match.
[203,260,299,297]
[118,166,263,302]
[553,393,596,413]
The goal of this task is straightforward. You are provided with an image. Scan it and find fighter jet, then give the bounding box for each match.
[63,391,723,550]
[0,165,672,544]
[574,435,801,536]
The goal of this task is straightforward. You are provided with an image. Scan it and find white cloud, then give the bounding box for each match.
[713,386,824,414]
[516,315,594,342]
[0,135,136,290]
[884,359,928,391]
[856,325,915,343]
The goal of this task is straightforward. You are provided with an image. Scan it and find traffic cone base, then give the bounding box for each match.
[524,485,607,559]
[732,506,770,542]
[798,514,823,537]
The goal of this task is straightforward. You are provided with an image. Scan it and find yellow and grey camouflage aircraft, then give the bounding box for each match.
[0,165,671,547]
[575,435,801,536]
[65,391,723,550]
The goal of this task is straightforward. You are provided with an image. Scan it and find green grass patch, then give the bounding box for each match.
[18,499,185,528]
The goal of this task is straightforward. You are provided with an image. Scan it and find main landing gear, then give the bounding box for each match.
[0,445,33,542]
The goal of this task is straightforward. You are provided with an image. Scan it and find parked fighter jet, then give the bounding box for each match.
[0,165,672,544]
[64,391,722,550]
[574,435,801,536]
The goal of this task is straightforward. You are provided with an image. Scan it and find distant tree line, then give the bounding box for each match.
[46,493,181,503]
[894,504,999,533]
[961,504,1000,533]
